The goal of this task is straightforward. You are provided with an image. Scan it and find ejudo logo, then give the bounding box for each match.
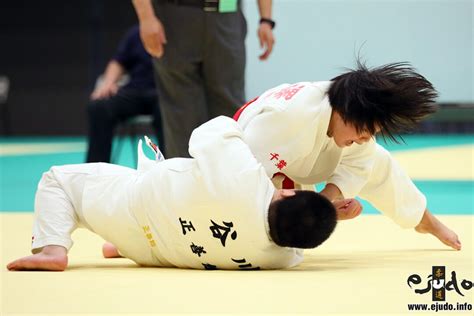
[407,266,472,301]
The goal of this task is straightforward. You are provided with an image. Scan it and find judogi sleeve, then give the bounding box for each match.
[358,145,427,228]
[327,139,376,199]
[329,141,427,228]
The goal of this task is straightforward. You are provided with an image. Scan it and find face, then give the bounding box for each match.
[327,111,379,148]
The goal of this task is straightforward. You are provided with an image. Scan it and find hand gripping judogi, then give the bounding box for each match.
[31,116,303,270]
[235,81,426,228]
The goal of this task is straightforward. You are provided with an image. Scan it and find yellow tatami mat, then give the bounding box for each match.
[391,144,474,180]
[1,213,472,315]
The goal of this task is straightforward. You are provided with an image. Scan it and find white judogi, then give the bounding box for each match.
[32,117,303,270]
[236,82,426,228]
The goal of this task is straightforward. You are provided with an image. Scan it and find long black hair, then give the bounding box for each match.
[328,60,438,142]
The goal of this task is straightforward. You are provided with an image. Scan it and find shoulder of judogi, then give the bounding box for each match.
[237,82,332,177]
[255,81,329,113]
[238,82,328,140]
[239,81,331,136]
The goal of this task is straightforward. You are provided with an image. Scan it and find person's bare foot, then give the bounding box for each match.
[415,210,461,250]
[102,242,122,258]
[7,245,68,271]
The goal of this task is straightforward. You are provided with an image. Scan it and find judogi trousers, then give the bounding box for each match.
[31,163,157,266]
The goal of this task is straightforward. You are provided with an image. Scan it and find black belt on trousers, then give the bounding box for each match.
[165,0,220,12]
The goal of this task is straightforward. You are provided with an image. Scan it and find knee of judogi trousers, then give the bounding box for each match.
[32,169,80,253]
[357,144,426,228]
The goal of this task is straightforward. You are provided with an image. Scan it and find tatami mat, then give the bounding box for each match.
[2,213,472,315]
[1,135,473,315]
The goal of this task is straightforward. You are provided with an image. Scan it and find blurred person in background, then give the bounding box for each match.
[86,25,165,163]
[132,0,275,157]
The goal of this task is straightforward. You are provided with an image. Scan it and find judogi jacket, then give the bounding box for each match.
[82,116,303,269]
[236,82,426,228]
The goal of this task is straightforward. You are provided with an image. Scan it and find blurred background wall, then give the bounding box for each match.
[0,0,137,135]
[0,0,472,135]
[244,0,473,102]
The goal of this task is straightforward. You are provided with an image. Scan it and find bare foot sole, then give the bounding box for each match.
[7,253,68,271]
[415,220,461,251]
[102,242,122,258]
[417,226,461,250]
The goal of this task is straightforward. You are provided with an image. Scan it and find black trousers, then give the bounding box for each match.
[86,88,164,163]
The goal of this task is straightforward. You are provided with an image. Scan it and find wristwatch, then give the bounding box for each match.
[259,17,276,29]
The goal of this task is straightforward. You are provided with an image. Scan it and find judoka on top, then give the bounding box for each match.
[236,81,426,228]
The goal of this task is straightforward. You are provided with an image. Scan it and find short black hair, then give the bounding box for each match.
[268,191,337,249]
[328,60,438,142]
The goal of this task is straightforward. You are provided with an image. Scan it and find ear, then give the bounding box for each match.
[271,189,296,204]
[280,189,296,198]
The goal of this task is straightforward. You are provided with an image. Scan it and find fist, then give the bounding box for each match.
[333,198,363,220]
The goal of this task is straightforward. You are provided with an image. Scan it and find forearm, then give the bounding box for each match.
[132,0,157,21]
[257,0,272,19]
[101,61,125,85]
[320,183,343,202]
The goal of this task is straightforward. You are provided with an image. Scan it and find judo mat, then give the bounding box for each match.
[1,135,473,315]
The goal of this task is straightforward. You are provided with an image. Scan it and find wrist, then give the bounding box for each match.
[320,190,334,202]
[133,0,157,21]
[102,80,116,87]
[321,183,343,202]
[259,17,275,29]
